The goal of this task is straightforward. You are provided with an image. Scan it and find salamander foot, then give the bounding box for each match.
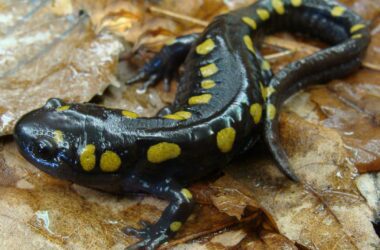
[124,222,169,250]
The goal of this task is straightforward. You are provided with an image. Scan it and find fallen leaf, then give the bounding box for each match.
[0,2,124,136]
[226,112,380,249]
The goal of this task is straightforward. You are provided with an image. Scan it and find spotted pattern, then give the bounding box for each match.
[122,110,139,119]
[331,6,345,17]
[53,130,64,144]
[350,24,365,33]
[170,221,182,232]
[272,0,285,15]
[80,144,96,171]
[217,127,236,153]
[261,60,271,71]
[352,34,363,39]
[175,111,192,119]
[243,35,255,53]
[260,82,276,100]
[201,80,216,89]
[200,63,219,77]
[242,16,257,30]
[181,188,193,202]
[267,104,277,120]
[291,0,302,7]
[56,105,70,112]
[257,8,270,21]
[147,142,181,163]
[196,39,216,55]
[250,103,263,124]
[100,150,121,172]
[188,94,212,105]
[164,111,192,121]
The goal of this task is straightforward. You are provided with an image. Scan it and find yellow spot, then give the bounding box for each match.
[188,94,212,105]
[163,114,183,120]
[242,16,257,30]
[122,110,139,119]
[352,34,363,39]
[181,188,193,201]
[272,0,285,15]
[250,103,263,124]
[216,127,236,153]
[201,80,216,89]
[53,130,64,144]
[262,60,271,71]
[265,86,276,99]
[200,63,218,77]
[147,142,181,163]
[166,38,176,46]
[257,9,270,21]
[243,35,255,53]
[100,151,121,172]
[56,105,70,112]
[80,144,96,172]
[260,82,276,100]
[196,39,216,55]
[291,0,302,7]
[164,111,192,121]
[175,111,192,119]
[331,6,345,17]
[170,221,182,232]
[350,24,365,33]
[267,104,276,120]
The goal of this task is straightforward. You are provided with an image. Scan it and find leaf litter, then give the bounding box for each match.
[0,0,379,249]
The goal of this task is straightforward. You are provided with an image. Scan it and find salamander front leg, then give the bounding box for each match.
[123,176,194,250]
[127,33,200,92]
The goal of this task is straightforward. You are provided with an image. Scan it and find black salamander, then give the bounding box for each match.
[14,0,370,249]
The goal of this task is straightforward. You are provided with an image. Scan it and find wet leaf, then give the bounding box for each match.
[0,1,124,136]
[0,0,379,249]
[226,112,380,249]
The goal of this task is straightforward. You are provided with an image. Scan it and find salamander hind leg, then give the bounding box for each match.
[123,175,194,250]
[127,33,200,92]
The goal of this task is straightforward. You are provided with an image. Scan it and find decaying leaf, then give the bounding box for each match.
[209,175,260,220]
[226,112,380,249]
[0,1,124,136]
[0,0,379,249]
[355,173,380,219]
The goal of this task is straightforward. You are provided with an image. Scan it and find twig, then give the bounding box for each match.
[264,50,295,61]
[149,6,208,27]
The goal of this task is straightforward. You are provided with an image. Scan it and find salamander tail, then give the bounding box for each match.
[263,100,299,182]
[262,30,369,182]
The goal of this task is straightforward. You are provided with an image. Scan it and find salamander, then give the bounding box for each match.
[14,0,370,249]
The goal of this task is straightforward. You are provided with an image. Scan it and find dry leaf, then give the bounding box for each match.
[0,0,379,249]
[226,112,380,249]
[0,1,124,136]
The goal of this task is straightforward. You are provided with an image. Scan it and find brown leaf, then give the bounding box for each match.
[0,2,124,136]
[355,173,380,220]
[243,231,298,250]
[209,175,260,220]
[1,0,379,249]
[308,72,380,173]
[226,112,380,249]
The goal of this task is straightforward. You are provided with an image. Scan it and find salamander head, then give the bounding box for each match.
[14,98,80,179]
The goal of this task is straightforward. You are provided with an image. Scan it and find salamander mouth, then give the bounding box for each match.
[21,142,74,179]
[14,131,68,178]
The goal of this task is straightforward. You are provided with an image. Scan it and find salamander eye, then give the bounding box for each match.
[35,137,57,159]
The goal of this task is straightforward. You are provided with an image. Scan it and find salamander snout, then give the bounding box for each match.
[14,107,73,177]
